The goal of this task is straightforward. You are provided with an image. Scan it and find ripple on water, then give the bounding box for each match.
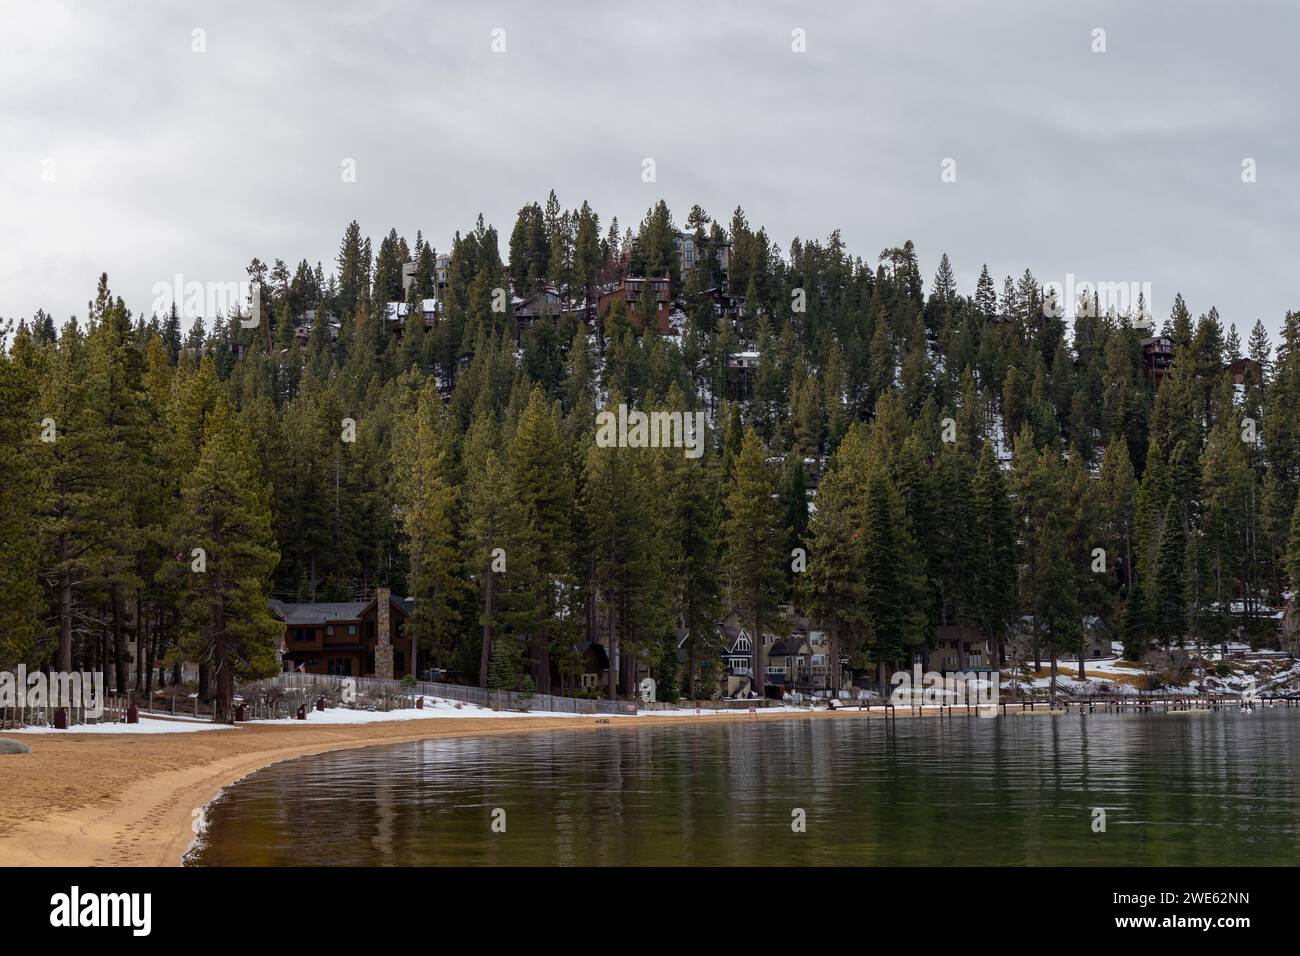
[187,710,1300,866]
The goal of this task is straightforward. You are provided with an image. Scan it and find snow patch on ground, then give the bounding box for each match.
[9,716,237,735]
[254,696,596,724]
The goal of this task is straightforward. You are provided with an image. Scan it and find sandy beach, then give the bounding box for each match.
[0,708,892,867]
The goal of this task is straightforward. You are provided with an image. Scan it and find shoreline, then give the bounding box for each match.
[0,707,896,868]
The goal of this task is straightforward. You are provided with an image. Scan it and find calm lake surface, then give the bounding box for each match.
[188,710,1300,866]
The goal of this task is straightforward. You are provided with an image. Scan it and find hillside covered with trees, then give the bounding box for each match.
[3,193,1300,710]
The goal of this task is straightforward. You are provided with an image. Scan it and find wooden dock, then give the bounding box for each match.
[848,693,1297,723]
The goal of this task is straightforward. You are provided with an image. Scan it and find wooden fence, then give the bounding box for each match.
[0,693,131,730]
[239,672,636,716]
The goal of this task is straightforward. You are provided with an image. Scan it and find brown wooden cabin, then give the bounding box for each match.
[270,587,414,679]
[597,276,672,335]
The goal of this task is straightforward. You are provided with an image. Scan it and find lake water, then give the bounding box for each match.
[188,710,1300,866]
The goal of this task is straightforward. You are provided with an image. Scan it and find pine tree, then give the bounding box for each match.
[86,286,147,692]
[1153,500,1187,646]
[487,633,521,690]
[974,264,997,319]
[461,413,511,688]
[859,452,929,688]
[722,429,787,696]
[398,386,462,669]
[797,455,863,693]
[658,392,722,699]
[35,321,116,674]
[585,396,656,698]
[1033,510,1079,695]
[1288,491,1300,594]
[173,400,281,722]
[970,441,1016,665]
[0,337,43,665]
[503,387,573,694]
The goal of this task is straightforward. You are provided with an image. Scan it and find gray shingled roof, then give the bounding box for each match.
[768,639,804,657]
[269,600,369,625]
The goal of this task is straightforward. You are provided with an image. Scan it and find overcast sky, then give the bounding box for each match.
[3,0,1298,337]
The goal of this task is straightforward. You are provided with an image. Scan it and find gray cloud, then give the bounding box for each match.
[2,0,1297,336]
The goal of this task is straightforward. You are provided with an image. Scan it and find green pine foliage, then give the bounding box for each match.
[4,195,1299,704]
[173,399,281,722]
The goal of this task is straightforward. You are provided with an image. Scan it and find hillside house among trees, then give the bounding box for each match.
[6,195,1300,722]
[597,276,671,334]
[271,588,414,679]
[1141,335,1175,385]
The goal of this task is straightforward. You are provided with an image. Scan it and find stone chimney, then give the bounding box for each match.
[374,586,394,680]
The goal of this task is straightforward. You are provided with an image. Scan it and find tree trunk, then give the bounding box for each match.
[607,603,618,700]
[478,566,494,688]
[829,621,842,694]
[752,611,765,700]
[102,625,112,691]
[532,615,551,695]
[112,585,129,693]
[687,635,698,701]
[144,610,157,699]
[211,551,233,722]
[134,597,146,696]
[214,656,233,722]
[57,559,72,674]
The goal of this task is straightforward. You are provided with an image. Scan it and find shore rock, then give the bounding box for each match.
[0,738,32,754]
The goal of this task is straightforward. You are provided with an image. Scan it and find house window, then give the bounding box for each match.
[347,624,357,636]
[326,625,334,636]
[328,658,353,676]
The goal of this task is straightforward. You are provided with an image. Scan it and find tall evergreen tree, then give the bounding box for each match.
[722,429,786,696]
[173,401,281,722]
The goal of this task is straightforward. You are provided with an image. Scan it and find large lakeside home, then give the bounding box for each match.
[269,587,415,680]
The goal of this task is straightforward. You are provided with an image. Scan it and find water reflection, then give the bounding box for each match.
[189,711,1300,866]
